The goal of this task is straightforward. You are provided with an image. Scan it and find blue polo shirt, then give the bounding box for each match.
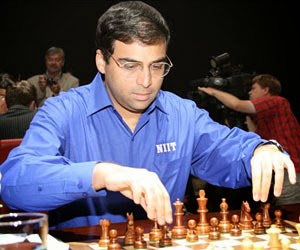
[0,73,261,229]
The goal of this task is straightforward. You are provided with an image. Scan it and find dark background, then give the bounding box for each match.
[1,0,299,121]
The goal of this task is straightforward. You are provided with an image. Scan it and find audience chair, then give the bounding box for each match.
[0,138,22,164]
[0,138,22,214]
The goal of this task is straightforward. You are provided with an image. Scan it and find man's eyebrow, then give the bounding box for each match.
[153,56,168,63]
[118,56,167,64]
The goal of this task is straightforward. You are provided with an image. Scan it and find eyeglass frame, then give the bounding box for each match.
[105,50,173,78]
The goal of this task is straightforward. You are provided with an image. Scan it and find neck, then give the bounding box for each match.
[46,71,62,80]
[119,109,141,132]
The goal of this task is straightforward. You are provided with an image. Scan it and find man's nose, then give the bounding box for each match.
[136,67,152,87]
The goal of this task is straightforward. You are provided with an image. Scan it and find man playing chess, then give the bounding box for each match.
[0,1,296,229]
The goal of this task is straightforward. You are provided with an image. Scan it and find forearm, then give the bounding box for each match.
[1,157,101,211]
[208,88,241,110]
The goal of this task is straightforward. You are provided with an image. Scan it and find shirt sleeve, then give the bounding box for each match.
[0,95,106,212]
[190,106,262,188]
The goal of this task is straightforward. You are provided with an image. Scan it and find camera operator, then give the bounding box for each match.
[28,47,79,107]
[198,73,300,206]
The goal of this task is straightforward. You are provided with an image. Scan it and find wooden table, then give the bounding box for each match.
[50,203,300,249]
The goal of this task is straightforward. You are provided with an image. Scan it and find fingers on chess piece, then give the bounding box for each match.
[99,219,111,247]
[108,229,121,250]
[186,219,198,242]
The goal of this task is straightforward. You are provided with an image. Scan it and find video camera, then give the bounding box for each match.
[188,52,255,129]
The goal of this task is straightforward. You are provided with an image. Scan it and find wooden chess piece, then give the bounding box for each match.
[239,200,253,230]
[296,223,300,240]
[149,219,162,247]
[159,224,172,247]
[196,189,210,235]
[107,229,121,250]
[254,212,265,234]
[281,238,291,250]
[266,224,281,249]
[230,214,242,236]
[134,226,147,249]
[171,198,187,239]
[208,217,220,240]
[186,219,198,242]
[274,209,285,232]
[219,198,231,233]
[261,202,271,228]
[99,219,110,247]
[241,234,253,250]
[124,212,135,245]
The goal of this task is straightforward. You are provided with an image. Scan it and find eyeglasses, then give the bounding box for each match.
[108,52,173,78]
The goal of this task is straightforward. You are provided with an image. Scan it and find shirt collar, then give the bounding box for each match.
[87,73,112,116]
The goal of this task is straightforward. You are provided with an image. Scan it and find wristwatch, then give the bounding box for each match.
[260,139,284,153]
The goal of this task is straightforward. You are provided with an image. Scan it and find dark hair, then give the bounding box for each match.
[252,74,282,95]
[95,1,170,62]
[5,80,37,108]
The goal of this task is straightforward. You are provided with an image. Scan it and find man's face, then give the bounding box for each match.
[0,88,7,114]
[248,82,268,100]
[45,53,64,74]
[96,40,167,116]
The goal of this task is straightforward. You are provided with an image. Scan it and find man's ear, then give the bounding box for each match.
[263,86,270,95]
[95,49,106,74]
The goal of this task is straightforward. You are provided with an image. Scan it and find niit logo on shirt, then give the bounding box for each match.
[156,142,176,153]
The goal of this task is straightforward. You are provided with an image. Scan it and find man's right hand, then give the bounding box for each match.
[92,162,173,225]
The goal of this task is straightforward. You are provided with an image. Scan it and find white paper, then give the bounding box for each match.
[0,233,69,250]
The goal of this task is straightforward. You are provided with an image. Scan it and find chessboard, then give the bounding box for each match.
[73,189,300,250]
[87,228,300,250]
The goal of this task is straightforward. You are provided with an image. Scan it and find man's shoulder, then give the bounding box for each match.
[62,73,79,82]
[158,90,196,105]
[27,74,40,84]
[157,90,198,114]
[252,95,288,105]
[60,73,79,87]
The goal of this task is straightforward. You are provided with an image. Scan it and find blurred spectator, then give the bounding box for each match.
[0,73,15,114]
[27,46,79,106]
[0,80,37,139]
